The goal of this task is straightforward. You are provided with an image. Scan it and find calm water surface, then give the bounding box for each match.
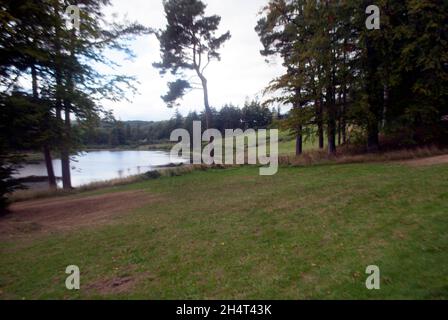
[15,150,187,187]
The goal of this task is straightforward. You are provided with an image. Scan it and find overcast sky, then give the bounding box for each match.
[103,0,285,121]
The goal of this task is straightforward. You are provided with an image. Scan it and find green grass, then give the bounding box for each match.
[1,162,448,299]
[211,129,317,158]
[277,130,319,155]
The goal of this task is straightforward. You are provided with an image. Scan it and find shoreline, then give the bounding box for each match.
[18,144,175,164]
[10,147,448,204]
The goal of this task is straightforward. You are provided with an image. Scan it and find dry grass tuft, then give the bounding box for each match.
[279,145,448,167]
[10,175,146,203]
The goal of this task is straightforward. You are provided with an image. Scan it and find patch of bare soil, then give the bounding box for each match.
[85,272,156,296]
[0,191,158,239]
[400,155,448,167]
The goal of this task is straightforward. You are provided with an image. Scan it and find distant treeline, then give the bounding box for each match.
[80,101,275,147]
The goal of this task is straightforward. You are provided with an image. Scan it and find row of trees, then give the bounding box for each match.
[256,0,448,155]
[0,0,148,211]
[80,101,274,146]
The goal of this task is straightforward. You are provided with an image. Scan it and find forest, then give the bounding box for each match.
[255,0,448,155]
[79,101,274,147]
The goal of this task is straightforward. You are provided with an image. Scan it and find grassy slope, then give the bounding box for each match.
[1,162,448,300]
[212,129,317,158]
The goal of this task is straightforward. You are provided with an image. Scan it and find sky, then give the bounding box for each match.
[102,0,285,121]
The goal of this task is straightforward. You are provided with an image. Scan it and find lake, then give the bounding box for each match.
[15,150,188,188]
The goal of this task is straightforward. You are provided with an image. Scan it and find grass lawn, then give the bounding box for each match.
[277,130,319,155]
[211,129,318,158]
[1,162,448,299]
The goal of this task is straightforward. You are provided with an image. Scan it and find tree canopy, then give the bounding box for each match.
[0,0,149,207]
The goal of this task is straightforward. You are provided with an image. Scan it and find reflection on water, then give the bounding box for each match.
[15,150,187,188]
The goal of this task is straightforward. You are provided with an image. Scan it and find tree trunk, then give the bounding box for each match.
[61,96,72,189]
[367,122,380,153]
[327,94,337,155]
[198,73,214,160]
[338,114,342,146]
[342,87,347,144]
[318,127,324,149]
[43,146,57,188]
[61,105,72,189]
[60,28,78,190]
[296,126,303,156]
[293,89,303,156]
[366,88,381,152]
[341,38,348,146]
[199,75,212,130]
[365,31,382,152]
[316,99,324,149]
[60,153,71,188]
[55,94,64,184]
[51,1,71,188]
[31,64,38,99]
[32,65,57,188]
[328,113,337,155]
[382,84,389,129]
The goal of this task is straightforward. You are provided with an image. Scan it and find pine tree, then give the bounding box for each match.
[1,0,150,190]
[47,0,149,189]
[154,0,231,130]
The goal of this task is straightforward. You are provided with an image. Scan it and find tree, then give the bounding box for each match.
[257,0,336,155]
[0,154,21,214]
[217,104,243,132]
[172,109,184,129]
[47,0,148,189]
[0,0,149,190]
[256,0,306,155]
[154,0,231,129]
[242,100,273,129]
[0,0,59,187]
[184,110,201,138]
[387,0,448,143]
[0,90,42,212]
[257,0,448,155]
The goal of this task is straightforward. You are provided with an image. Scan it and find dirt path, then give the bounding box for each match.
[400,155,448,167]
[0,191,158,239]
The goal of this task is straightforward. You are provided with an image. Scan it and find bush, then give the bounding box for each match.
[0,154,23,214]
[144,170,162,180]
